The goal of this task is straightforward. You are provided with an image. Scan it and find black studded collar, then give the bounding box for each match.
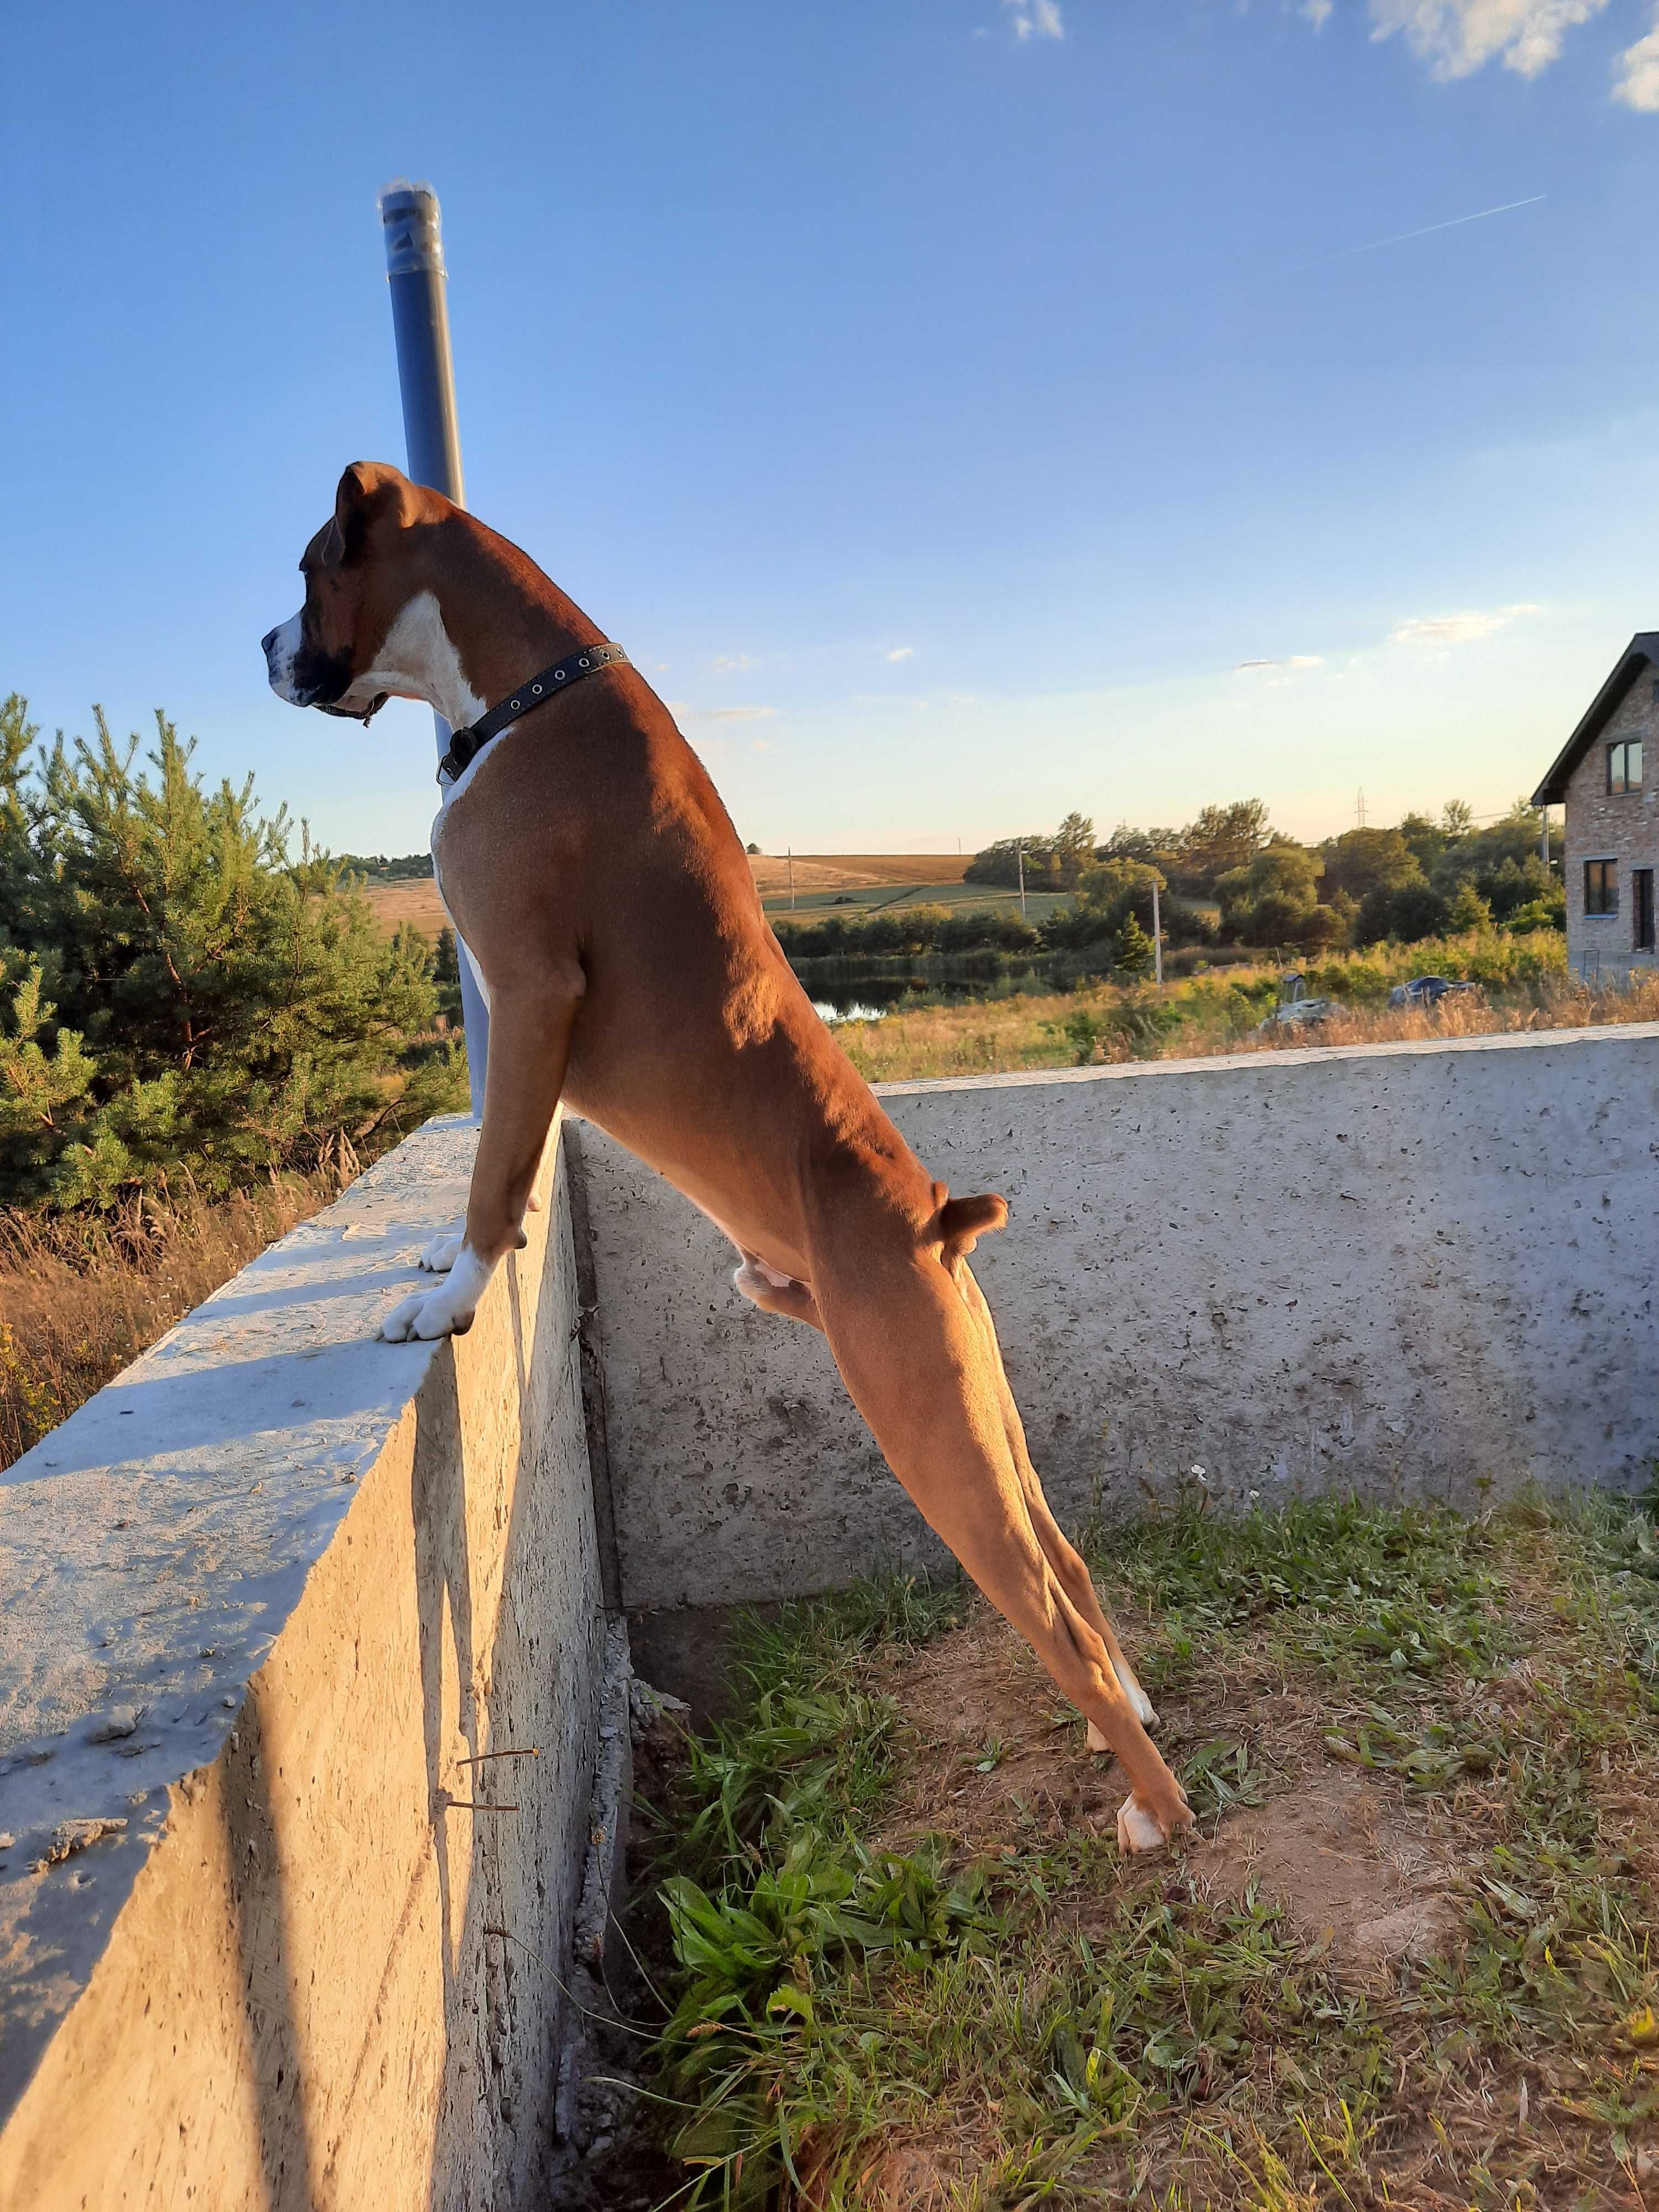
[436,641,630,784]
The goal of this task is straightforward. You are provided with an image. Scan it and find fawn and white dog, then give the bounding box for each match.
[263,463,1193,1851]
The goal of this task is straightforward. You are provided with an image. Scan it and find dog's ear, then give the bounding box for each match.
[936,1191,1009,1259]
[333,462,419,559]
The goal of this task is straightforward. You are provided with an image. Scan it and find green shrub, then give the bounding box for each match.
[0,693,464,1206]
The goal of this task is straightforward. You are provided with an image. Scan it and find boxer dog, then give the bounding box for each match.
[263,463,1192,1853]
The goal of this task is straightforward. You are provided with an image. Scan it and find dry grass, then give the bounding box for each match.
[0,1160,351,1471]
[837,957,1659,1084]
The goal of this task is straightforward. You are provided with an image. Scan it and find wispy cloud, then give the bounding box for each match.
[1001,0,1064,40]
[711,652,758,671]
[885,645,916,662]
[1388,602,1540,645]
[1234,654,1326,671]
[1366,0,1610,82]
[1302,0,1333,25]
[669,701,780,722]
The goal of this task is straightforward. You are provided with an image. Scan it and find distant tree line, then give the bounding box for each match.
[337,851,435,881]
[966,799,1561,952]
[775,796,1563,987]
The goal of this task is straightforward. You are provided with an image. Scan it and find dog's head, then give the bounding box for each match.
[262,462,434,721]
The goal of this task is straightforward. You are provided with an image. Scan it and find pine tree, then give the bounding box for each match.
[1112,912,1157,978]
[0,695,466,1206]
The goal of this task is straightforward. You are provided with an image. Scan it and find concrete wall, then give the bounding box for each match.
[0,1116,607,2212]
[572,1026,1659,1621]
[1566,675,1658,978]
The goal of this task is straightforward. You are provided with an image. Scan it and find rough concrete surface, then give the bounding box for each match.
[570,1026,1659,1615]
[0,1115,606,2212]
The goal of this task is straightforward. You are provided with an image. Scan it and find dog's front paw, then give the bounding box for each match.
[380,1246,494,1341]
[420,1225,466,1272]
[380,1286,477,1341]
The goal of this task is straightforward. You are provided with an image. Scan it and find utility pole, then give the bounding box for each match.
[1151,875,1164,988]
[378,178,489,1119]
[1017,841,1027,919]
[1355,787,1368,829]
[1539,804,1551,867]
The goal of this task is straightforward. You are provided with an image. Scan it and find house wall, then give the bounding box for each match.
[1564,676,1659,979]
[0,1117,609,2212]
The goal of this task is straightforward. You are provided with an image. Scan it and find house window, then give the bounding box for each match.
[1585,859,1619,916]
[1636,869,1656,954]
[1608,739,1644,794]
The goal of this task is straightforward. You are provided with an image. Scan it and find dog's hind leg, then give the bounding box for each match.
[952,1264,1160,1734]
[813,1232,1190,1850]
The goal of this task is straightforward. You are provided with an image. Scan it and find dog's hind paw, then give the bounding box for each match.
[420,1225,466,1272]
[1116,1793,1173,1854]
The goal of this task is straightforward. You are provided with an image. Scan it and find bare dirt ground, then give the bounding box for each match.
[873,1604,1462,1981]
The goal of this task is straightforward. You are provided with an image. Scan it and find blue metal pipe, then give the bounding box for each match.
[377,179,490,1118]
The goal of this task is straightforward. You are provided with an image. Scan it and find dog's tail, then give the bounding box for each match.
[932,1186,1009,1261]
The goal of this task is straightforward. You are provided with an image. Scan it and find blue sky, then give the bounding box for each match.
[7,1,1659,858]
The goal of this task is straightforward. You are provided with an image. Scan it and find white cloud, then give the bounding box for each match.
[1388,601,1540,644]
[711,652,758,671]
[1302,0,1334,26]
[669,701,780,722]
[1366,0,1610,82]
[1001,0,1064,40]
[1614,13,1659,105]
[1234,653,1325,671]
[885,645,916,662]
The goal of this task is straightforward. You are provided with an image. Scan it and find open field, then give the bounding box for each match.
[359,857,983,941]
[748,854,969,895]
[362,878,451,938]
[622,1491,1659,2209]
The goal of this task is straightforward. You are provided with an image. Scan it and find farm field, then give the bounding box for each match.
[357,854,1045,938]
[361,878,450,938]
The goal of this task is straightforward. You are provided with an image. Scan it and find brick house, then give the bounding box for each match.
[1533,632,1659,981]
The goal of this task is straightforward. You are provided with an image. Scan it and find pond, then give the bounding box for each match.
[808,977,918,1020]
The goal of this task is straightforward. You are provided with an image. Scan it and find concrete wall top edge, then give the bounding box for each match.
[873,1020,1659,1096]
[0,1114,481,1919]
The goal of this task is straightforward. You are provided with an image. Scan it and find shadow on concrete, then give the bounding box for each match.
[410,1234,601,2208]
[224,1673,323,2212]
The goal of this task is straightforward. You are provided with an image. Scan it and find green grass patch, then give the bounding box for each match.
[634,1496,1659,2209]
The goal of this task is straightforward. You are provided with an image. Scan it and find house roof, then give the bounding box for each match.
[1532,632,1659,805]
